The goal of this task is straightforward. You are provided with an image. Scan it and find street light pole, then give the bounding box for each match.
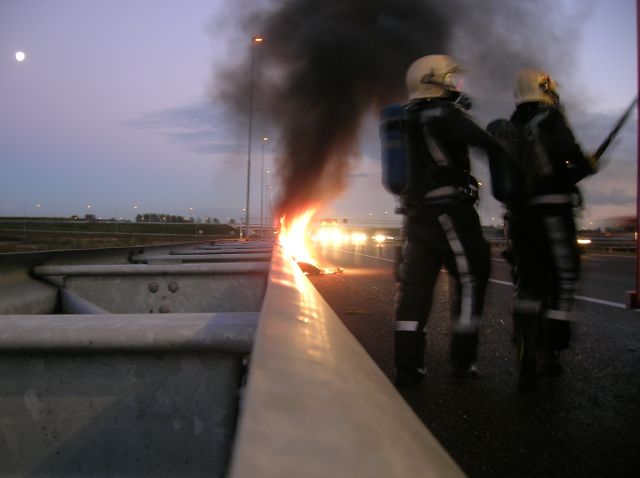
[188,207,196,236]
[245,36,263,240]
[260,137,268,238]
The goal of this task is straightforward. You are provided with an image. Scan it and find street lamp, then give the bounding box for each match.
[266,184,274,227]
[188,207,197,235]
[245,36,263,240]
[265,170,272,232]
[260,137,269,238]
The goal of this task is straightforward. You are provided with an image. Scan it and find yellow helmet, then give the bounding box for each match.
[405,54,467,101]
[514,68,559,105]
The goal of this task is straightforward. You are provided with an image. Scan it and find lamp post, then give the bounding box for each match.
[245,36,263,240]
[188,207,197,235]
[260,136,269,238]
[267,183,273,226]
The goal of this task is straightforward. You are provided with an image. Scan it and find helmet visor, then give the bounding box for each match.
[421,71,464,92]
[443,72,464,92]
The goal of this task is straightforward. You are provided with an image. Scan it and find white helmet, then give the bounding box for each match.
[514,68,559,105]
[405,54,467,101]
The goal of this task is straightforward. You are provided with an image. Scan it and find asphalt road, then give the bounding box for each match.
[307,243,640,478]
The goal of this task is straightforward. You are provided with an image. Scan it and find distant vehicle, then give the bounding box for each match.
[577,237,592,254]
[311,223,367,246]
[372,232,396,244]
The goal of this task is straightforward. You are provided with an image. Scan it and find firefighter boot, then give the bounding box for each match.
[451,331,479,379]
[538,317,569,378]
[544,317,571,351]
[395,366,427,388]
[514,314,538,390]
[539,350,562,378]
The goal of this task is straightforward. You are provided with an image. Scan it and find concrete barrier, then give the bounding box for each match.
[228,245,465,478]
[0,241,464,477]
[0,312,257,477]
[0,243,265,477]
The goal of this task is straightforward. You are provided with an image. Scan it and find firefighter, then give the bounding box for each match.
[393,54,512,387]
[504,68,597,389]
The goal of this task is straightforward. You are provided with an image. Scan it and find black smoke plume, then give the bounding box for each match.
[212,0,582,221]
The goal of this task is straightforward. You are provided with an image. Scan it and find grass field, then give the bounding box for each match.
[0,219,240,253]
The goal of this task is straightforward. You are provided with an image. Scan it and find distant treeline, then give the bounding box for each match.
[0,214,238,225]
[0,218,240,253]
[0,219,237,236]
[134,214,237,224]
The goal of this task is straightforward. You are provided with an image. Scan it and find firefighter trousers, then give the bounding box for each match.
[393,201,490,373]
[508,203,580,351]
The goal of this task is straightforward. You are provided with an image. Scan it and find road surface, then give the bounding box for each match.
[307,243,640,478]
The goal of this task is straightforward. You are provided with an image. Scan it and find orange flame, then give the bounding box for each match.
[279,207,318,265]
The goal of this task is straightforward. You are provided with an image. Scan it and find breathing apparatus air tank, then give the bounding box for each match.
[379,104,418,197]
[486,118,524,204]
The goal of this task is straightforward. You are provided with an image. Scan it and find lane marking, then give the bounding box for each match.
[574,295,627,309]
[331,248,396,263]
[326,247,632,311]
[489,279,629,310]
[490,279,512,286]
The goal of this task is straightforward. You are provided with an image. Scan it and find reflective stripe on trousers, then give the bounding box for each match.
[543,214,578,314]
[438,213,480,333]
[395,320,420,332]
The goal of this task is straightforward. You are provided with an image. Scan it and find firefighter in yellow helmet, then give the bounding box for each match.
[392,54,513,386]
[514,68,560,106]
[503,68,597,389]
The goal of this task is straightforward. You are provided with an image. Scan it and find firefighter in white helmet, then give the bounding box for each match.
[392,54,514,387]
[501,68,597,389]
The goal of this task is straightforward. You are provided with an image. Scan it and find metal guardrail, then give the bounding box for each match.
[578,237,635,253]
[485,237,636,253]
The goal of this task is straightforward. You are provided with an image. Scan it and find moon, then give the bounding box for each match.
[15,51,26,62]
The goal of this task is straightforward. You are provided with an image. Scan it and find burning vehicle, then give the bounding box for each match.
[278,211,344,275]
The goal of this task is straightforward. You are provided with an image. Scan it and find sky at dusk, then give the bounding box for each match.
[1,0,637,228]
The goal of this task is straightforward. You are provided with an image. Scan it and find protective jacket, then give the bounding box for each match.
[506,103,595,359]
[509,103,595,206]
[402,98,515,210]
[394,98,502,380]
